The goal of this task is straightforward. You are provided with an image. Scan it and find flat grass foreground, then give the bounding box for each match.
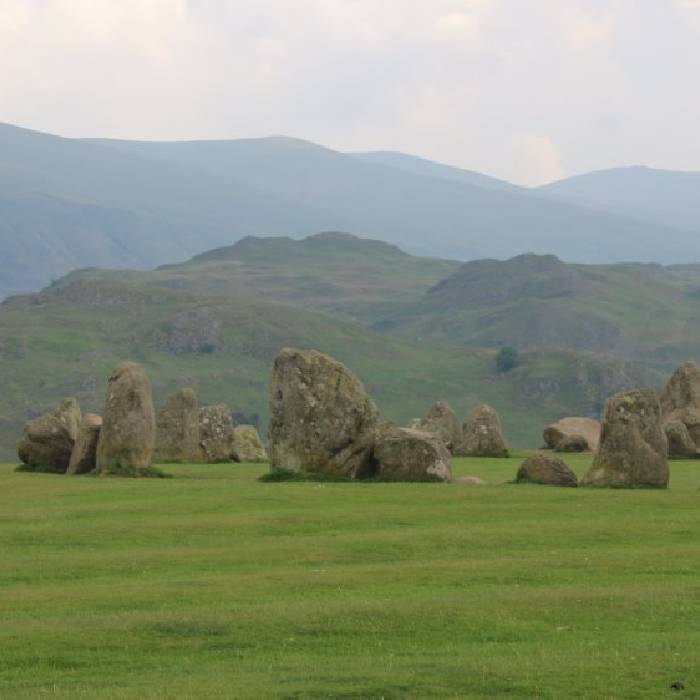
[1,455,699,699]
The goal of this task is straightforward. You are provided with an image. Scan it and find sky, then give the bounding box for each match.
[1,0,699,186]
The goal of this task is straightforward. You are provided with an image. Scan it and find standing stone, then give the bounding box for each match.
[371,426,452,482]
[516,452,578,487]
[96,361,156,475]
[414,401,462,454]
[543,417,601,453]
[459,404,509,458]
[155,388,199,463]
[660,361,700,448]
[198,404,235,463]
[17,414,74,473]
[268,348,379,477]
[53,398,82,442]
[664,420,697,459]
[231,425,268,463]
[67,414,102,475]
[581,389,669,488]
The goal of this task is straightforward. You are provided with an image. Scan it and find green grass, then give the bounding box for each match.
[1,456,699,698]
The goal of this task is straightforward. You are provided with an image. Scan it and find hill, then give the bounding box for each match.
[2,122,698,298]
[0,234,662,459]
[540,166,700,234]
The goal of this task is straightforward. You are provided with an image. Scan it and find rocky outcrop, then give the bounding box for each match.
[413,401,462,454]
[198,404,235,463]
[231,425,267,463]
[554,434,589,453]
[96,361,156,475]
[155,388,199,463]
[660,361,700,451]
[17,413,74,473]
[543,417,600,452]
[459,404,509,457]
[664,420,697,459]
[581,389,668,488]
[67,414,102,475]
[516,452,578,487]
[370,426,452,482]
[268,348,379,477]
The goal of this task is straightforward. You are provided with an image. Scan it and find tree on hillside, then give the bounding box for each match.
[496,346,519,373]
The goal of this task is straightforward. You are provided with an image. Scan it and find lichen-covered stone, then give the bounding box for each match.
[516,452,578,487]
[198,404,235,463]
[17,414,74,473]
[459,404,509,457]
[664,420,697,459]
[268,348,379,477]
[231,425,267,463]
[67,414,102,475]
[371,426,452,482]
[155,388,199,463]
[96,361,156,475]
[414,401,462,454]
[581,389,668,488]
[660,361,700,448]
[543,417,600,452]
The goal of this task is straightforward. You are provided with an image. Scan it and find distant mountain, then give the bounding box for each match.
[2,122,700,299]
[350,151,522,192]
[540,166,700,234]
[0,233,664,458]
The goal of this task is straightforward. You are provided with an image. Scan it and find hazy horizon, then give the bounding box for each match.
[2,1,700,186]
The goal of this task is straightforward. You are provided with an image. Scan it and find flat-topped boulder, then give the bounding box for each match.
[581,389,668,488]
[155,388,199,463]
[231,425,267,463]
[371,426,452,482]
[554,434,589,453]
[543,417,600,453]
[198,404,235,463]
[459,404,509,457]
[516,452,578,487]
[96,361,156,475]
[17,413,74,473]
[268,348,379,478]
[414,401,462,454]
[67,414,102,475]
[660,361,700,450]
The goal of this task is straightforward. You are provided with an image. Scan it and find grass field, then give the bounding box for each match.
[1,455,699,699]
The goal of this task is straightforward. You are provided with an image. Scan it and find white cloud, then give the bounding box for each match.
[435,12,481,39]
[514,132,564,186]
[563,8,614,51]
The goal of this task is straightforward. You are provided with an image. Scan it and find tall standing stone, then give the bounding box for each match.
[581,389,669,488]
[414,401,462,454]
[96,361,156,475]
[155,388,199,463]
[268,348,379,477]
[198,404,235,463]
[67,414,102,475]
[459,404,509,457]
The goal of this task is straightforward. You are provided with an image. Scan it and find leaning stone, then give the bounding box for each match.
[17,414,74,473]
[96,361,156,475]
[155,388,199,463]
[371,427,452,482]
[67,414,102,475]
[231,425,267,463]
[665,420,697,459]
[198,404,235,463]
[581,389,668,488]
[459,404,509,457]
[516,452,578,487]
[53,398,82,442]
[268,348,379,477]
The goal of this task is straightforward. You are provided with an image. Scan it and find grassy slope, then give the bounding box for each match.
[1,457,698,698]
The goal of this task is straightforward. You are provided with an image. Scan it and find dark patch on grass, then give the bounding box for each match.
[103,465,173,479]
[14,463,65,474]
[259,469,352,483]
